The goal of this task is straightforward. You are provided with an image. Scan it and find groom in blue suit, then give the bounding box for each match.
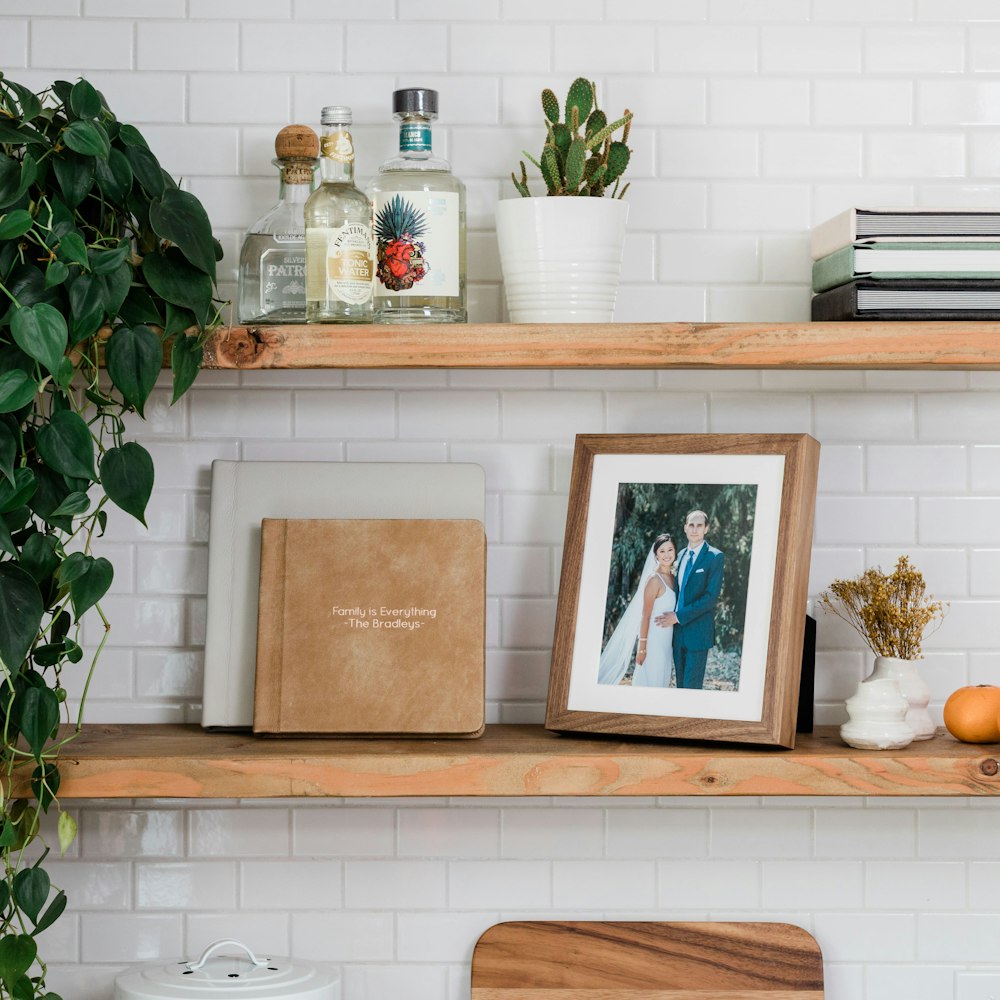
[655,508,725,689]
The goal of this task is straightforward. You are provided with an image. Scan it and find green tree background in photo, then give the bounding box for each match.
[602,482,758,670]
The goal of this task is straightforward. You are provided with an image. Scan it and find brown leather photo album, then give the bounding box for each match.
[253,518,486,737]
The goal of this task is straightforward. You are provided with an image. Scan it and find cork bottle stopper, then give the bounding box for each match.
[275,124,319,160]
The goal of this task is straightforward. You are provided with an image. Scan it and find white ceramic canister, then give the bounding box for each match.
[114,940,338,1000]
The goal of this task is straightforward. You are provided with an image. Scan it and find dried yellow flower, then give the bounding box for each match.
[818,555,946,660]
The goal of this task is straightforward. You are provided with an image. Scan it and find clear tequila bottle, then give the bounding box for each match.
[305,106,374,323]
[237,124,318,324]
[366,88,467,324]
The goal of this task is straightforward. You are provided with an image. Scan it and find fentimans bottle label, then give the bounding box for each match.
[306,223,374,306]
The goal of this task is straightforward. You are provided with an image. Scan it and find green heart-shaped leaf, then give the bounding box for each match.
[5,79,41,121]
[89,239,130,276]
[35,888,66,934]
[123,142,165,198]
[99,262,131,320]
[142,251,212,327]
[56,231,88,268]
[57,551,90,585]
[149,187,217,280]
[12,867,50,924]
[68,273,105,343]
[62,119,110,159]
[171,333,203,404]
[0,934,36,988]
[51,152,95,210]
[0,563,43,671]
[31,760,60,812]
[69,79,101,120]
[0,468,36,514]
[10,303,68,378]
[19,688,60,764]
[67,555,113,617]
[0,210,32,241]
[94,147,132,202]
[106,324,162,417]
[48,491,90,519]
[19,532,60,586]
[100,442,153,525]
[44,259,69,288]
[0,370,37,414]
[35,409,98,482]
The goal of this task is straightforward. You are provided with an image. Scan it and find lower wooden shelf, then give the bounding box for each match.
[35,723,1000,798]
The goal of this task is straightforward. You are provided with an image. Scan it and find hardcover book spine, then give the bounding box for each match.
[253,519,288,733]
[810,281,858,320]
[811,245,855,293]
[810,208,858,260]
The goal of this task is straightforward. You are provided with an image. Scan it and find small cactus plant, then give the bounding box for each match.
[512,77,632,198]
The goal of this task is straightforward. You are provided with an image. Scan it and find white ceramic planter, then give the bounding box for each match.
[495,197,629,323]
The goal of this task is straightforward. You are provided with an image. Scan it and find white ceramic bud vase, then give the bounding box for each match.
[867,655,936,740]
[840,676,915,750]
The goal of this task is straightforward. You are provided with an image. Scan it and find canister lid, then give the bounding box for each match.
[114,940,338,1000]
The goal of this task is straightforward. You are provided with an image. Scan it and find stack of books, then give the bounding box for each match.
[810,208,1000,320]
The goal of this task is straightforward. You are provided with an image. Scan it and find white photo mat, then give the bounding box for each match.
[565,452,785,723]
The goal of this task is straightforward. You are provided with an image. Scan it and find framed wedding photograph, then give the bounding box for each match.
[545,433,820,748]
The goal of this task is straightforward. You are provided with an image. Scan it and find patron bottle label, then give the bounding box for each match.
[372,191,459,298]
[258,248,306,313]
[306,223,373,305]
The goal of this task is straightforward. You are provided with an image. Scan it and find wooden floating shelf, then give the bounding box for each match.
[39,724,1000,799]
[203,321,1000,371]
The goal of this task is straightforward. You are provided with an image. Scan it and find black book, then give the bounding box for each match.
[811,277,1000,321]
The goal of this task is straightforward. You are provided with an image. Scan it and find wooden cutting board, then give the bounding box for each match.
[471,921,824,1000]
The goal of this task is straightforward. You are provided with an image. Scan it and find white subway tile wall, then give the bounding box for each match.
[6,1,1000,997]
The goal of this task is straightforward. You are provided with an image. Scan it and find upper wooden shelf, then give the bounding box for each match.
[42,724,1000,799]
[203,322,1000,371]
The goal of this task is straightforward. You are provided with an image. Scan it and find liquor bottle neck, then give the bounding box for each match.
[278,162,315,203]
[320,156,355,183]
[319,128,357,184]
[397,115,434,160]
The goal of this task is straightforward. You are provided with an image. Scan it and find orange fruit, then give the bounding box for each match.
[943,685,1000,744]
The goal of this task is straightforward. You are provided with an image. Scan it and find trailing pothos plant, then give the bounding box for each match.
[0,73,223,997]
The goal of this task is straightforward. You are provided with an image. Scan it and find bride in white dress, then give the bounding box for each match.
[632,535,677,687]
[598,533,677,688]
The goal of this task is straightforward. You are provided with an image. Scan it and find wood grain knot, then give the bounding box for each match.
[979,758,999,777]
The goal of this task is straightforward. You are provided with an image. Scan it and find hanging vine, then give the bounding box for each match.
[0,73,223,997]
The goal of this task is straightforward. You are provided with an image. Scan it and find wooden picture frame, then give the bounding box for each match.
[545,433,820,748]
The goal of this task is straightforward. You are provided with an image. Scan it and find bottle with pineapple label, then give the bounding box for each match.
[305,106,374,323]
[366,88,467,324]
[237,124,318,324]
